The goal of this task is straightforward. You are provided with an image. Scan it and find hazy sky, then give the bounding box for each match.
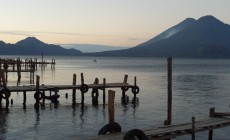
[0,0,230,47]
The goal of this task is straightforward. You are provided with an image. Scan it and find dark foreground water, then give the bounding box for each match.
[0,56,230,140]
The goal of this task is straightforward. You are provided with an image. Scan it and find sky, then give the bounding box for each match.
[0,0,230,47]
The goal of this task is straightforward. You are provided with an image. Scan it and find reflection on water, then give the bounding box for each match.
[34,108,40,132]
[0,111,8,139]
[1,57,230,139]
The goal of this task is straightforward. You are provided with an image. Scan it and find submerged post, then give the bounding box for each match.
[121,75,129,104]
[92,78,99,106]
[103,78,106,106]
[23,91,26,104]
[133,76,137,103]
[108,90,115,123]
[192,117,195,140]
[209,107,215,140]
[81,73,85,105]
[165,57,172,126]
[72,74,77,105]
[35,75,40,106]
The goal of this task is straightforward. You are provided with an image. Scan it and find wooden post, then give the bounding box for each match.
[17,61,21,83]
[35,58,38,70]
[81,73,84,105]
[35,75,40,106]
[121,75,128,104]
[25,59,27,70]
[36,75,40,91]
[123,75,128,83]
[167,57,172,125]
[103,78,106,106]
[108,90,115,123]
[72,74,77,105]
[209,107,215,117]
[133,76,137,101]
[209,107,215,140]
[23,91,26,104]
[92,78,99,106]
[192,117,195,140]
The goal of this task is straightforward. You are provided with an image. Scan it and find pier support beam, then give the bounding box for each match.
[92,78,99,106]
[81,73,84,104]
[35,75,40,107]
[108,90,115,123]
[23,91,26,104]
[103,78,106,106]
[72,74,77,105]
[165,57,172,126]
[209,107,215,140]
[121,75,129,104]
[192,117,195,140]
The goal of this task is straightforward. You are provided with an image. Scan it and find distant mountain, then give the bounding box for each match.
[137,17,196,47]
[61,44,129,53]
[0,37,83,56]
[90,15,230,58]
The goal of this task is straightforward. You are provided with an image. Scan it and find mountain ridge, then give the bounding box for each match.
[90,15,230,58]
[1,15,230,58]
[0,37,83,56]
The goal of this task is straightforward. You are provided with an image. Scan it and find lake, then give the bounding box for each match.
[0,56,230,140]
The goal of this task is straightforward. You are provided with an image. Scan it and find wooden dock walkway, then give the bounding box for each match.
[0,83,132,92]
[0,72,139,107]
[80,116,230,140]
[0,57,55,84]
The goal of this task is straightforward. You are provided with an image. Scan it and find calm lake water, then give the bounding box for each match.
[0,56,230,140]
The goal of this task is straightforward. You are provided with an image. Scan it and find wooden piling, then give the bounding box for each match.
[42,91,45,106]
[23,91,26,104]
[121,75,128,104]
[133,76,137,101]
[103,78,106,106]
[108,90,115,123]
[72,74,77,105]
[36,75,40,90]
[209,107,215,140]
[167,57,172,125]
[123,75,128,83]
[92,78,99,106]
[81,73,84,105]
[35,75,40,105]
[192,117,195,140]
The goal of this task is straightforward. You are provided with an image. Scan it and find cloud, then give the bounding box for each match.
[0,30,96,37]
[128,38,146,42]
[0,30,39,36]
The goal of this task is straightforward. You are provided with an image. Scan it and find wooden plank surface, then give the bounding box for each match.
[4,70,35,72]
[0,83,132,92]
[79,117,230,140]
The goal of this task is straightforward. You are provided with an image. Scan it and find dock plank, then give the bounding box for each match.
[79,117,230,140]
[0,83,132,92]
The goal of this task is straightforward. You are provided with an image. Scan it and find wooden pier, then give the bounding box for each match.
[0,57,55,83]
[78,89,230,140]
[81,115,230,140]
[0,70,139,108]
